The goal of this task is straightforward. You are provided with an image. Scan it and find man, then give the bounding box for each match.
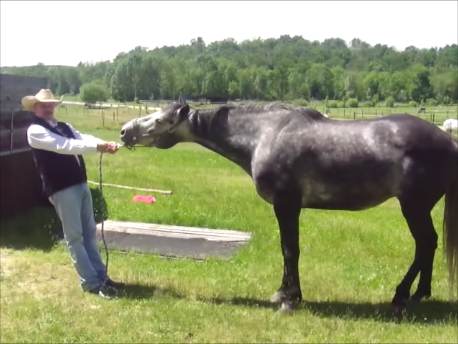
[23,89,124,299]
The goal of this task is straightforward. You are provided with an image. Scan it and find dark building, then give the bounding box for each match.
[0,74,51,220]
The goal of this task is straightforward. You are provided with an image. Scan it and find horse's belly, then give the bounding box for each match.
[300,176,398,211]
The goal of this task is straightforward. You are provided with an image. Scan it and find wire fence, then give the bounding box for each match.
[58,100,458,129]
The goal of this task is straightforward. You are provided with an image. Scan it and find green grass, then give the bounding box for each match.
[1,107,457,343]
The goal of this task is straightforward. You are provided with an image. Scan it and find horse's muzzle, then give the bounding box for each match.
[120,121,137,146]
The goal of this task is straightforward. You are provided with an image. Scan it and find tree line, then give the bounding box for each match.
[2,36,457,106]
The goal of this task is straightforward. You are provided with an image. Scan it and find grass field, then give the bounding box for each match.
[1,105,457,343]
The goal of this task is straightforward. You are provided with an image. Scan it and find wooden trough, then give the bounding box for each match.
[97,220,252,242]
[96,220,252,260]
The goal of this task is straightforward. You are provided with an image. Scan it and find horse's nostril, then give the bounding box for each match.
[120,129,126,136]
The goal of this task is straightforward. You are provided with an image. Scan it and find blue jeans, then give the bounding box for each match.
[49,182,107,291]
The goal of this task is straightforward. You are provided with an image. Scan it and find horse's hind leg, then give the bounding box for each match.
[392,199,439,309]
[410,210,439,303]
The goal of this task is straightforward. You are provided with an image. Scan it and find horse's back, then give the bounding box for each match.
[251,112,457,210]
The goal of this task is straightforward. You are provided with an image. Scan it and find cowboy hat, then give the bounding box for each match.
[21,89,63,111]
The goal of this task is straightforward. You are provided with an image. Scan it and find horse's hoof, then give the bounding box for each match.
[409,291,430,304]
[275,300,298,315]
[269,291,286,304]
[408,296,421,305]
[391,294,409,323]
[391,294,409,308]
[392,304,406,323]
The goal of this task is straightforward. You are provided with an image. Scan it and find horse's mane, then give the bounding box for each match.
[196,102,328,123]
[163,102,328,125]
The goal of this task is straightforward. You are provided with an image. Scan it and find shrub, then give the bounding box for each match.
[385,96,395,108]
[426,98,438,106]
[347,98,359,108]
[327,100,338,108]
[80,82,108,104]
[337,101,346,108]
[293,99,308,106]
[409,101,417,107]
[371,94,379,107]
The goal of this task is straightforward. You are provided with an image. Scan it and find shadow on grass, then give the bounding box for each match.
[199,296,457,324]
[119,283,161,300]
[119,282,190,302]
[0,186,108,252]
[117,282,457,324]
[301,299,457,324]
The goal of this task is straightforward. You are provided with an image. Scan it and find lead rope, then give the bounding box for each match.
[97,151,116,299]
[96,144,149,299]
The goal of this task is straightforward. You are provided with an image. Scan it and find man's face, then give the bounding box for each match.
[34,102,56,120]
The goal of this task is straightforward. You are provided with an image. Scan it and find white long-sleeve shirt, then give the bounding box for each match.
[27,119,104,166]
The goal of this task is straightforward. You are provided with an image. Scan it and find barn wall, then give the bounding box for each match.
[0,74,52,220]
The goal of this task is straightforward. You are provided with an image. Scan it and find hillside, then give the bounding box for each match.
[2,36,457,105]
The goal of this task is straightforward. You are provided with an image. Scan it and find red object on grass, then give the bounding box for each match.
[132,195,156,204]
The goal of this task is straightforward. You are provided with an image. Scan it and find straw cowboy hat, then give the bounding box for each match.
[22,89,63,111]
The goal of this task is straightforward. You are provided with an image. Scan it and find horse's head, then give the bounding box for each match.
[120,103,191,149]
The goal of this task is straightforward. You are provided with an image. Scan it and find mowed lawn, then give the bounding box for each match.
[1,109,457,343]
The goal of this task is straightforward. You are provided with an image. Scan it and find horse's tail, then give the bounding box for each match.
[443,145,458,299]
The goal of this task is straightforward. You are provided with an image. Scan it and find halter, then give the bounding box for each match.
[123,112,190,151]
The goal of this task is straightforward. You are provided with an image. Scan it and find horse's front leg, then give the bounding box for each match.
[269,193,302,312]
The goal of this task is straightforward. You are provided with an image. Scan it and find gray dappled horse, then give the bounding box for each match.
[120,103,458,313]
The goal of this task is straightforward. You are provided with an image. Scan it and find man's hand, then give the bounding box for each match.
[108,142,120,154]
[97,142,120,154]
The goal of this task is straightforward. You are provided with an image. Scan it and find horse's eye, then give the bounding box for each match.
[156,118,163,123]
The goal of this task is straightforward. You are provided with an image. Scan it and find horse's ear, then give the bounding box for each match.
[177,104,190,119]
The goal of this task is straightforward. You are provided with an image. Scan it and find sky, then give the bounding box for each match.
[1,1,457,67]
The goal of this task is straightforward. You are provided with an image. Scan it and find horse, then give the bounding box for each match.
[119,103,458,313]
[442,118,458,134]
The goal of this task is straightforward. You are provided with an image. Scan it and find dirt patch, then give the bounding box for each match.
[0,249,18,279]
[0,250,77,301]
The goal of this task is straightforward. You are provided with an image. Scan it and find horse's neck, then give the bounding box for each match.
[188,110,263,174]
